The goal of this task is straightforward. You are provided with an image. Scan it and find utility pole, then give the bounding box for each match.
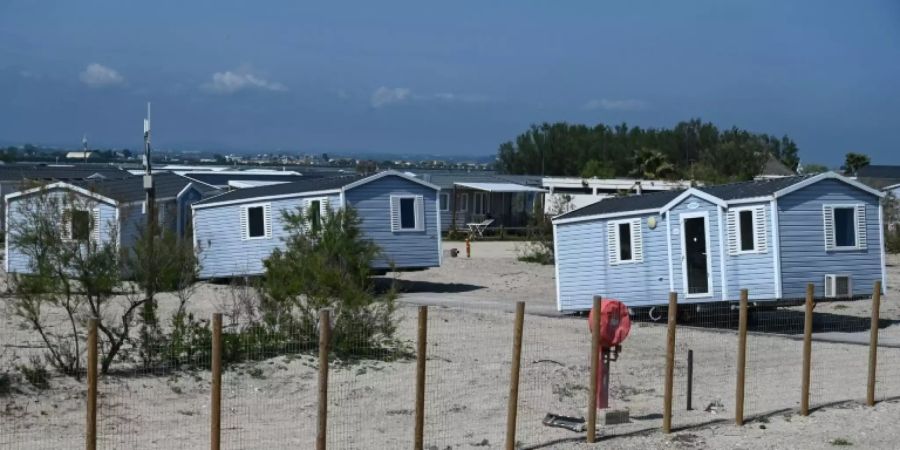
[143,102,155,231]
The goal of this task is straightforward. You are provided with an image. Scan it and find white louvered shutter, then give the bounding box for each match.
[390,196,401,232]
[320,198,329,219]
[62,209,72,241]
[727,210,739,255]
[856,205,867,249]
[754,205,768,253]
[264,204,273,238]
[91,208,101,242]
[823,205,835,250]
[631,218,643,262]
[607,222,619,264]
[414,195,425,231]
[239,207,249,240]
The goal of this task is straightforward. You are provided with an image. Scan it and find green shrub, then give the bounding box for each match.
[18,357,50,390]
[0,372,13,396]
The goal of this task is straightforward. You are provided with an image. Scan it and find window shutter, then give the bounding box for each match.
[264,204,273,238]
[91,208,101,242]
[390,196,401,232]
[414,195,425,231]
[607,222,619,264]
[856,204,867,249]
[727,210,739,255]
[239,206,249,240]
[754,205,768,253]
[320,198,329,218]
[631,218,643,262]
[823,205,835,250]
[62,209,72,241]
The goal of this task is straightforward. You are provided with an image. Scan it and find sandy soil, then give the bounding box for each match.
[2,245,899,449]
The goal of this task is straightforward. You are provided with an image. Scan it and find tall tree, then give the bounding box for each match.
[843,152,871,176]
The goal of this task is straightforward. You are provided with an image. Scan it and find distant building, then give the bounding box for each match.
[66,151,95,160]
[542,177,692,215]
[755,154,796,180]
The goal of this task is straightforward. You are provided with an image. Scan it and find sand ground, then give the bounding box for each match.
[1,243,899,449]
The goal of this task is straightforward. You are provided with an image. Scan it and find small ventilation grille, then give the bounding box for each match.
[825,275,851,299]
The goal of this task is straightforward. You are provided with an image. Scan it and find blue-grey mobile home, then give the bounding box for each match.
[552,172,887,312]
[191,170,442,279]
[5,172,213,273]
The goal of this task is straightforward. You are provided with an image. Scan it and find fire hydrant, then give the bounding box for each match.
[465,238,471,258]
[589,300,631,409]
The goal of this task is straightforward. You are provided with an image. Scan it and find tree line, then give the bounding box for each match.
[496,119,800,183]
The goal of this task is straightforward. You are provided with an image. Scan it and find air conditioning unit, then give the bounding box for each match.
[824,274,851,299]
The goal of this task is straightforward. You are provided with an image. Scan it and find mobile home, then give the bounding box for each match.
[552,172,887,312]
[191,170,441,279]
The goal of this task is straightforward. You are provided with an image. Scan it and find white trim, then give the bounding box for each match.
[607,218,641,265]
[882,183,900,192]
[775,171,884,199]
[241,203,272,240]
[342,170,440,192]
[665,212,674,292]
[438,192,450,212]
[553,222,562,312]
[679,211,714,299]
[729,205,766,255]
[175,182,195,201]
[879,202,888,293]
[661,188,727,213]
[115,206,121,251]
[552,207,661,225]
[4,197,9,273]
[824,203,865,251]
[193,189,341,210]
[436,193,443,266]
[339,189,346,209]
[5,181,118,206]
[391,195,424,232]
[727,196,773,205]
[770,199,782,299]
[717,206,727,301]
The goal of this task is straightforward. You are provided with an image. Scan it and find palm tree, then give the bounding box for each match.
[631,148,675,179]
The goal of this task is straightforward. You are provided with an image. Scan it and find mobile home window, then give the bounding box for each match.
[618,222,632,261]
[439,193,449,211]
[247,206,266,238]
[70,210,91,241]
[833,207,856,247]
[309,200,322,232]
[458,193,468,211]
[400,197,416,229]
[473,192,486,215]
[739,210,755,251]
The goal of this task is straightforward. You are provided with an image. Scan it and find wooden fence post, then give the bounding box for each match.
[686,349,693,411]
[317,309,332,450]
[663,292,677,433]
[587,296,602,442]
[211,313,223,450]
[801,283,814,416]
[867,281,882,406]
[735,289,748,426]
[86,318,98,450]
[414,306,428,450]
[505,302,525,450]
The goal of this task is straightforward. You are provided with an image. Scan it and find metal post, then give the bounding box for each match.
[686,349,693,411]
[317,309,332,450]
[867,281,882,406]
[735,289,748,426]
[663,292,677,433]
[414,306,428,450]
[86,319,98,450]
[801,283,814,416]
[587,296,602,443]
[505,302,525,450]
[211,314,222,450]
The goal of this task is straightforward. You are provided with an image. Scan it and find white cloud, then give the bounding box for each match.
[371,86,412,108]
[583,98,647,111]
[371,87,488,108]
[79,63,125,88]
[202,70,287,94]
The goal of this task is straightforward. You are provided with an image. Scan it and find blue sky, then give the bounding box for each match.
[1,1,898,164]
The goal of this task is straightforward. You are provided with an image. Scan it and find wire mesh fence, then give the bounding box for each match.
[3,282,900,449]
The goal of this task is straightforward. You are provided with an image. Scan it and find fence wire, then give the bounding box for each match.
[5,285,900,449]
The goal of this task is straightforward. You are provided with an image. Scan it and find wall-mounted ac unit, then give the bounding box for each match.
[825,274,851,299]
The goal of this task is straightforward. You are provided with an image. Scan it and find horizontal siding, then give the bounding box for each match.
[778,179,883,298]
[723,202,777,300]
[555,213,670,311]
[345,176,440,269]
[194,193,340,279]
[6,189,117,273]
